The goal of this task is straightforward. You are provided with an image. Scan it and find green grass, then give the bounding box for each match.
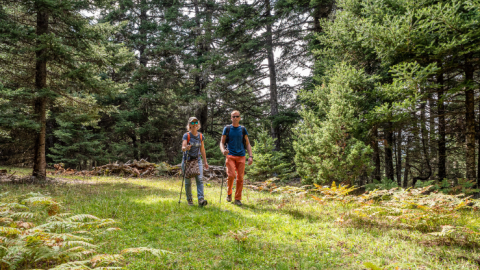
[1,166,479,269]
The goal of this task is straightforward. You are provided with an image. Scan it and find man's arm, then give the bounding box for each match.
[245,135,253,165]
[220,135,229,155]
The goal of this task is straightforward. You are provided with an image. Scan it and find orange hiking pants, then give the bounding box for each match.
[226,155,246,201]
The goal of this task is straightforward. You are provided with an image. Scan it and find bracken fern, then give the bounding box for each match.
[0,192,171,269]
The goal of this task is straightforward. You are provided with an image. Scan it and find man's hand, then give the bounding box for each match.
[204,162,209,170]
[247,157,253,165]
[223,149,229,156]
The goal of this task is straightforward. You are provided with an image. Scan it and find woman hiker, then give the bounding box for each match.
[181,116,209,206]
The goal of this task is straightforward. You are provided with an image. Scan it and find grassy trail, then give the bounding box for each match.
[0,167,478,269]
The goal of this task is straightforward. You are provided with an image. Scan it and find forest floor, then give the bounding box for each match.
[0,166,479,270]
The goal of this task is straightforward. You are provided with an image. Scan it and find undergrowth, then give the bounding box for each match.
[0,191,169,269]
[1,167,480,269]
[311,183,480,247]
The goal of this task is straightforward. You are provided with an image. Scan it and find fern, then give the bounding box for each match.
[0,227,21,236]
[0,203,28,211]
[1,245,28,269]
[121,247,172,257]
[49,260,91,270]
[93,219,117,229]
[91,267,124,270]
[62,241,97,249]
[23,196,57,206]
[90,254,125,267]
[36,221,82,231]
[9,212,35,220]
[0,192,170,269]
[67,214,100,222]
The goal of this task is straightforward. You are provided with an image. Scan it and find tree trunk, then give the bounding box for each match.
[372,125,381,182]
[193,0,209,131]
[396,129,402,186]
[131,134,138,160]
[32,7,49,180]
[384,122,394,181]
[137,2,148,159]
[139,6,148,68]
[411,99,433,187]
[403,136,410,188]
[465,56,476,181]
[265,0,280,150]
[312,0,334,46]
[437,63,446,181]
[428,94,436,163]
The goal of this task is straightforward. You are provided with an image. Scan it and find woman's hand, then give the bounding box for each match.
[183,144,192,152]
[204,162,209,170]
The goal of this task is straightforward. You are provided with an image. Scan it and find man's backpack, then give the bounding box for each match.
[224,125,247,149]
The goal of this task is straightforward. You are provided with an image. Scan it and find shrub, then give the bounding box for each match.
[245,130,292,181]
[293,64,374,185]
[203,135,225,166]
[365,177,398,191]
[415,178,480,195]
[316,186,480,246]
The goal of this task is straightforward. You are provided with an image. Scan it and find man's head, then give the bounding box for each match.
[231,110,241,125]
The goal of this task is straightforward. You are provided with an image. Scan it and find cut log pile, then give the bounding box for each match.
[90,159,157,177]
[168,164,227,180]
[52,159,157,178]
[51,160,227,180]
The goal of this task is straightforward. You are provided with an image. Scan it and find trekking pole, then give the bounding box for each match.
[178,150,188,204]
[219,147,228,204]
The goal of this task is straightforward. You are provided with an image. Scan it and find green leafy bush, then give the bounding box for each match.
[203,136,225,166]
[415,178,480,195]
[365,177,398,191]
[245,130,292,181]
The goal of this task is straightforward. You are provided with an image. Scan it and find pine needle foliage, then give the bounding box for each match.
[0,192,170,269]
[246,130,292,182]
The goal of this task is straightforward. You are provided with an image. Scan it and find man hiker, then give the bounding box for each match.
[220,110,253,206]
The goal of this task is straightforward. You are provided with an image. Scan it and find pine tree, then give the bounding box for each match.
[48,112,109,170]
[0,0,130,179]
[246,130,291,182]
[294,63,374,185]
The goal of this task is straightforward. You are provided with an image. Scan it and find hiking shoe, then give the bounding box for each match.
[199,198,208,207]
[187,199,194,206]
[226,194,232,202]
[234,200,242,206]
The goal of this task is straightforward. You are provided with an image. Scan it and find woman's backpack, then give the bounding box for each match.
[184,132,203,178]
[184,158,200,179]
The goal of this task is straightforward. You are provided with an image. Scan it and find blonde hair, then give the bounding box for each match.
[186,119,201,131]
[231,110,240,116]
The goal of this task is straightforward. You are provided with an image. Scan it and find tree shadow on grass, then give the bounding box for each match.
[9,181,182,203]
[240,202,325,223]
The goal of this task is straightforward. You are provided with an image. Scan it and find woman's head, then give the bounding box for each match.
[186,116,201,131]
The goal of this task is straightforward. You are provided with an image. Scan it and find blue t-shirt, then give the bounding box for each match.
[222,125,249,156]
[182,132,203,158]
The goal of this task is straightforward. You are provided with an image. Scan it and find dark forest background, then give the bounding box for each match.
[1,0,480,189]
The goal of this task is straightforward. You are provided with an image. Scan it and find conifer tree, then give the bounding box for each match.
[294,64,374,185]
[0,0,129,180]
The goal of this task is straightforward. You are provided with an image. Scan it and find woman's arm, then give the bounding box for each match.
[182,140,191,152]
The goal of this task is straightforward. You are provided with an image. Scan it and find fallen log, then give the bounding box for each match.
[51,159,227,180]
